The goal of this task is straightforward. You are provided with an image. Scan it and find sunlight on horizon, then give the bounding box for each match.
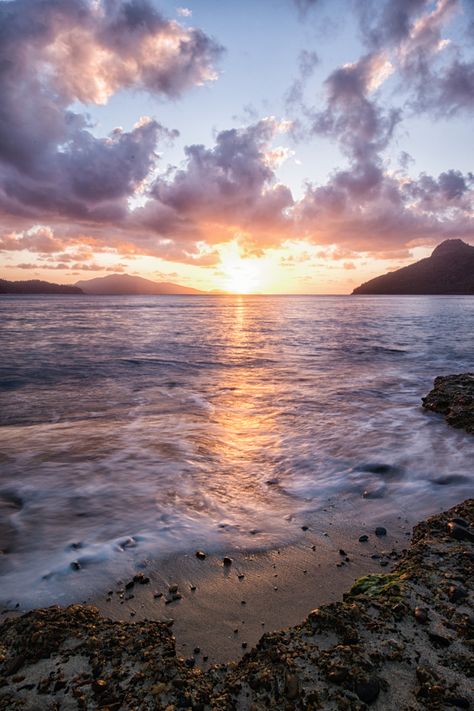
[219,243,264,294]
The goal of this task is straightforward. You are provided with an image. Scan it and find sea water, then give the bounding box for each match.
[1,295,473,606]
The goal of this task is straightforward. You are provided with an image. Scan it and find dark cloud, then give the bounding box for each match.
[355,0,429,49]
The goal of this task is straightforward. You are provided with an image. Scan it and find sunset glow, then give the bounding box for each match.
[0,0,472,292]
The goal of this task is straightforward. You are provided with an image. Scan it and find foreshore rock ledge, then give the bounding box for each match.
[422,373,474,434]
[0,499,473,710]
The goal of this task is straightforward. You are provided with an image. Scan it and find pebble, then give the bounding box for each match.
[301,525,309,531]
[238,573,245,580]
[359,534,369,542]
[241,642,247,649]
[195,550,206,560]
[414,606,429,624]
[339,549,346,556]
[193,647,200,654]
[133,573,150,585]
[375,526,387,537]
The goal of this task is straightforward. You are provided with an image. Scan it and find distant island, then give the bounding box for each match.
[0,274,209,296]
[0,279,83,295]
[75,273,206,295]
[352,239,474,295]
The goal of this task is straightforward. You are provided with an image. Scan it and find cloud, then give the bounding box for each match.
[138,118,294,248]
[177,7,192,18]
[0,0,223,226]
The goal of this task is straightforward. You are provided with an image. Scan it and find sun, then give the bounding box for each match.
[220,245,263,294]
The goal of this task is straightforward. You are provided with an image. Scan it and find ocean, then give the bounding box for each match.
[1,294,473,606]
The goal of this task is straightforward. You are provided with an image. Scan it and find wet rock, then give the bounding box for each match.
[422,373,474,433]
[355,676,380,704]
[133,573,150,585]
[375,526,387,537]
[195,550,206,560]
[70,561,81,571]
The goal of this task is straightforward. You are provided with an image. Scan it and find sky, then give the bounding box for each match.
[0,0,473,293]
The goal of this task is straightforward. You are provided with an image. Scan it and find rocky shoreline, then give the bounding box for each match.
[422,373,474,434]
[0,499,472,709]
[1,377,473,710]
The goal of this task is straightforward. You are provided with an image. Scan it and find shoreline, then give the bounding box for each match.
[1,498,416,667]
[1,498,472,709]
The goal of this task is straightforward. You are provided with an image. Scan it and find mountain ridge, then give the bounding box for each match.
[0,278,83,295]
[75,273,206,295]
[352,239,474,295]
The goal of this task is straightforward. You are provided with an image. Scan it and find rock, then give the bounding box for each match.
[301,525,309,531]
[285,673,299,700]
[339,549,346,556]
[428,632,451,647]
[451,517,469,528]
[447,521,474,542]
[223,557,232,567]
[195,550,206,560]
[447,584,468,603]
[414,607,429,624]
[355,677,380,704]
[168,584,179,594]
[422,373,474,433]
[133,573,150,585]
[70,561,81,571]
[445,695,470,708]
[358,534,369,542]
[375,526,387,537]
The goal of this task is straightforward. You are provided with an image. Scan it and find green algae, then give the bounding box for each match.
[348,572,406,598]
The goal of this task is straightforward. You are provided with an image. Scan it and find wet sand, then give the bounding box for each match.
[89,504,413,666]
